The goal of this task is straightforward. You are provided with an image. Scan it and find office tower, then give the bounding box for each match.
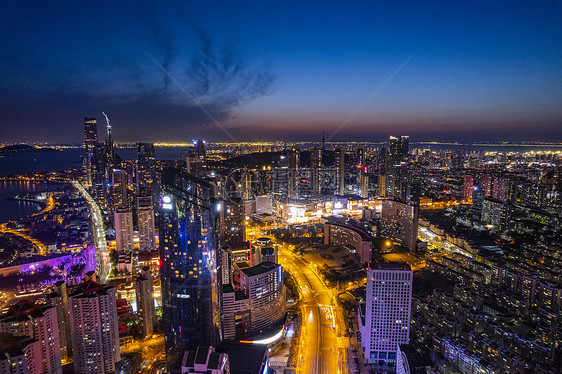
[0,334,42,374]
[137,142,155,196]
[386,136,409,202]
[47,281,72,363]
[480,173,492,197]
[114,208,134,252]
[361,263,412,365]
[220,198,246,246]
[135,267,156,339]
[111,169,129,210]
[239,261,285,335]
[335,147,345,195]
[138,142,155,161]
[381,199,419,254]
[463,174,474,203]
[0,300,63,374]
[221,246,232,285]
[92,142,108,203]
[136,195,156,252]
[68,281,120,374]
[187,139,207,177]
[83,117,98,187]
[103,112,115,168]
[159,168,222,367]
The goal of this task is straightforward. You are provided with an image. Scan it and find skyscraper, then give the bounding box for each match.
[47,281,72,363]
[0,301,63,374]
[187,139,207,177]
[114,208,134,252]
[386,136,409,202]
[83,117,98,187]
[111,169,129,210]
[135,267,156,339]
[159,168,222,367]
[335,147,345,195]
[463,174,474,203]
[136,195,156,252]
[137,142,155,196]
[68,281,120,374]
[381,199,419,254]
[220,198,246,246]
[361,263,412,365]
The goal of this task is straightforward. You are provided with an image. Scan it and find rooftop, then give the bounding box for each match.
[241,261,279,277]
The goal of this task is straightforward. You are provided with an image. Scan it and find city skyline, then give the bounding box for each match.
[1,1,562,143]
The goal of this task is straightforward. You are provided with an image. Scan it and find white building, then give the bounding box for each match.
[135,267,155,339]
[114,208,134,252]
[136,195,156,251]
[0,301,62,374]
[69,281,120,374]
[240,261,285,336]
[360,263,412,365]
[181,346,229,374]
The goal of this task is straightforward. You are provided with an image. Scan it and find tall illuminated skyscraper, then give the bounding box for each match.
[135,267,155,339]
[159,168,222,367]
[83,117,98,187]
[136,195,156,252]
[386,136,409,202]
[361,263,412,366]
[68,281,120,374]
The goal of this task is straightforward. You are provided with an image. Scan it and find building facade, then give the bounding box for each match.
[0,301,62,374]
[381,199,419,254]
[361,263,413,366]
[159,168,222,367]
[68,281,120,374]
[239,261,285,336]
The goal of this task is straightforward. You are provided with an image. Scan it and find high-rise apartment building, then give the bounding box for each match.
[159,168,222,367]
[480,173,492,197]
[361,263,413,365]
[0,334,42,374]
[463,174,474,203]
[114,208,134,252]
[136,195,156,252]
[46,281,72,363]
[68,281,120,374]
[135,267,156,339]
[0,300,63,374]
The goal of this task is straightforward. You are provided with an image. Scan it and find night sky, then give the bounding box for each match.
[1,1,561,144]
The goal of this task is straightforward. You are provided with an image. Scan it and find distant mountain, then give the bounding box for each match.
[0,144,57,156]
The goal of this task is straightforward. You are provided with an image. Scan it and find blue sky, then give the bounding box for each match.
[1,1,561,143]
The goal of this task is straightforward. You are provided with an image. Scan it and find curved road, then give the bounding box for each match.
[72,181,109,283]
[280,250,343,374]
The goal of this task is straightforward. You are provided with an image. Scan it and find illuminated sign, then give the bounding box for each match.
[162,195,172,210]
